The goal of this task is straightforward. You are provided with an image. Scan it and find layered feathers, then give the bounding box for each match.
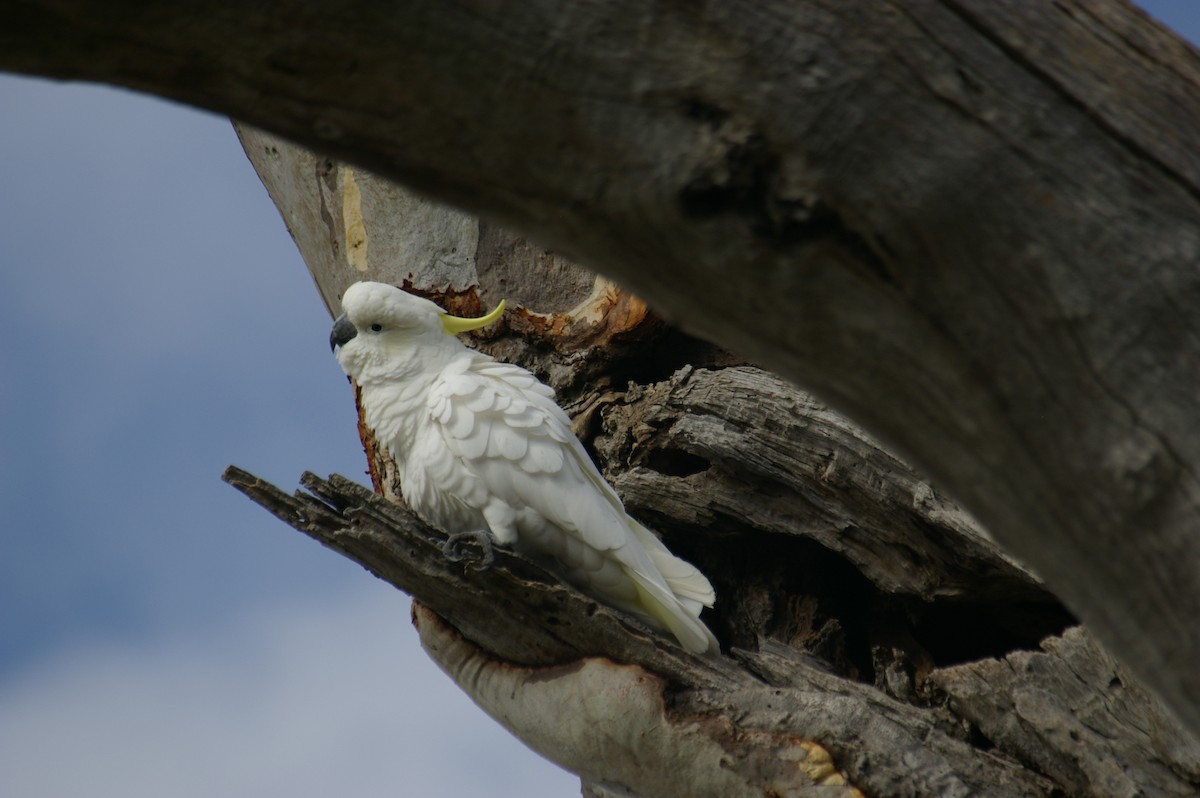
[333,281,718,654]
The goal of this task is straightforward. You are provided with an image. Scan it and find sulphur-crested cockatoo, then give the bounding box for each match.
[330,281,718,654]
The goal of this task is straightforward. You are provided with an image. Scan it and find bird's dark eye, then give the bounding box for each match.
[369,323,383,332]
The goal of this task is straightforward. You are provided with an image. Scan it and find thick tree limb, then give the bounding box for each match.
[219,122,1200,793]
[8,0,1200,750]
[223,465,1200,795]
[220,466,1044,796]
[220,467,714,672]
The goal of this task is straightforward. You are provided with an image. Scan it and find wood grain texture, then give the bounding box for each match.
[8,0,1200,782]
[230,126,1200,790]
[596,365,1042,602]
[229,111,1198,793]
[931,627,1200,797]
[9,2,1192,726]
[222,467,1055,796]
[225,464,1199,795]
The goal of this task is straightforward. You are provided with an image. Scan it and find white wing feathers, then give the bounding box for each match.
[426,356,717,653]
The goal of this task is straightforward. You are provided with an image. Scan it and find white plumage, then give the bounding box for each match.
[331,281,718,654]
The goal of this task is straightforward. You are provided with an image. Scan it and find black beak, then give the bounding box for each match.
[330,314,358,352]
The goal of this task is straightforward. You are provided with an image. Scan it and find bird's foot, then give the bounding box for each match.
[442,529,495,571]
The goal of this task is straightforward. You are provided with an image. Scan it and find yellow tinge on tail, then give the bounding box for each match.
[330,281,718,654]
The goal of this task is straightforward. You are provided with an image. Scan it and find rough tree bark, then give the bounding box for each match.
[222,131,1198,796]
[6,0,1200,780]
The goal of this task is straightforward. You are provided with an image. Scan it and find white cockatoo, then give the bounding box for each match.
[330,281,718,654]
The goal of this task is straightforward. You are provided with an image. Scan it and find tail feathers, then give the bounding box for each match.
[628,568,720,655]
[629,521,715,608]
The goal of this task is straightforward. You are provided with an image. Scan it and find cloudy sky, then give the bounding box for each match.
[1,4,1196,797]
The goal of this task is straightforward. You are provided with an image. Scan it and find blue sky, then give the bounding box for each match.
[0,4,1196,796]
[0,65,575,798]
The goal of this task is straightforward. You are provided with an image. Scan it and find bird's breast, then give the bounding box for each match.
[359,381,431,463]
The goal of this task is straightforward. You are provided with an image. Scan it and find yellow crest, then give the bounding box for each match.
[441,299,506,334]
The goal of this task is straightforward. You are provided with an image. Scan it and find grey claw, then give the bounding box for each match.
[442,530,495,570]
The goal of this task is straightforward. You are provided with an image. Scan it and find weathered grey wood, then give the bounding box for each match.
[11,1,1200,789]
[931,626,1200,798]
[226,463,1200,795]
[228,122,1199,793]
[223,466,1063,797]
[596,365,1043,603]
[220,467,724,678]
[4,0,1198,731]
[235,128,485,316]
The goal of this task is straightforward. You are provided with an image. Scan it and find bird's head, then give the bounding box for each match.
[330,281,505,384]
